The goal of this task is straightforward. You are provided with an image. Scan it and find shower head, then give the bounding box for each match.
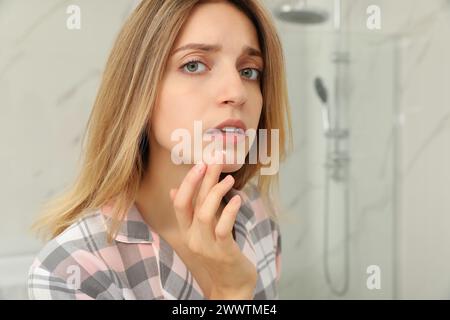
[314,77,331,133]
[274,0,329,24]
[314,77,328,104]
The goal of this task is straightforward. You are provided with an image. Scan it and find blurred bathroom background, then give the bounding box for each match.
[1,0,450,299]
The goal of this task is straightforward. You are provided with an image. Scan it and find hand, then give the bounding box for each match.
[169,160,257,300]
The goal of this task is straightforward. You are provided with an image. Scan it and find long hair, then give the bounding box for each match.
[31,0,293,243]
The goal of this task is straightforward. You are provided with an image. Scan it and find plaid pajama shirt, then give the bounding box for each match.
[28,183,282,300]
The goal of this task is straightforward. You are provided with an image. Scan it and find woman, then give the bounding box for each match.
[28,0,292,300]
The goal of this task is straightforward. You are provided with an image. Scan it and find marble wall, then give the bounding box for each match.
[0,0,138,299]
[267,0,450,299]
[1,0,449,299]
[267,0,397,299]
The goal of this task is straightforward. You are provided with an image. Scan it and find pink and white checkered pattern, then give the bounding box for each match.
[28,183,281,300]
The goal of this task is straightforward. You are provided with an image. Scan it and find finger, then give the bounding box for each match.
[172,162,206,230]
[195,151,226,208]
[169,188,178,201]
[195,174,235,233]
[215,194,242,248]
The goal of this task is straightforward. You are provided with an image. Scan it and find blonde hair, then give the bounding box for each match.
[31,0,293,243]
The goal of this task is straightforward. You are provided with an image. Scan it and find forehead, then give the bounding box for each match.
[173,2,261,50]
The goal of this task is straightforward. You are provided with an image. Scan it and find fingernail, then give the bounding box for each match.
[225,175,234,183]
[195,162,205,174]
[231,195,241,204]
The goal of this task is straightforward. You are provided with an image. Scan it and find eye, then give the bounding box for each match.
[241,68,261,81]
[181,59,208,74]
[180,60,262,81]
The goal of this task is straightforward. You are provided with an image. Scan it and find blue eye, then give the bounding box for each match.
[181,60,262,81]
[241,68,261,80]
[182,60,207,74]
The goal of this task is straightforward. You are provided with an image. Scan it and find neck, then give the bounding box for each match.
[135,140,192,236]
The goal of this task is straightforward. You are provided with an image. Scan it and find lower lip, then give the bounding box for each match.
[204,131,246,144]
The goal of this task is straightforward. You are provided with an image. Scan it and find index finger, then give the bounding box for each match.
[171,162,207,230]
[195,161,224,210]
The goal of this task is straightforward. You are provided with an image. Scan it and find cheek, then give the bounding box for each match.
[251,96,263,128]
[256,104,263,122]
[151,105,189,152]
[151,86,203,150]
[161,73,207,115]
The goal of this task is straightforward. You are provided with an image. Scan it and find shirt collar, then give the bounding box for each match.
[100,202,154,244]
[114,203,154,243]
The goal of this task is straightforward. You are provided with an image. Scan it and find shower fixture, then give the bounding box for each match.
[314,76,350,297]
[315,77,331,134]
[274,0,351,297]
[274,0,329,24]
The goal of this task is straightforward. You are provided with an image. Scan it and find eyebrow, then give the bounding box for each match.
[171,43,263,59]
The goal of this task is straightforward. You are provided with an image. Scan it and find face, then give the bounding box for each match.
[150,1,264,173]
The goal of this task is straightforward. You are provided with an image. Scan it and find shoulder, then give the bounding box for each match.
[30,211,108,273]
[27,210,122,299]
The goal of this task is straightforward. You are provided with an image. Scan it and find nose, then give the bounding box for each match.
[216,63,248,108]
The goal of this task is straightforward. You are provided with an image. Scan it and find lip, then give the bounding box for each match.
[203,118,247,145]
[212,118,247,131]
